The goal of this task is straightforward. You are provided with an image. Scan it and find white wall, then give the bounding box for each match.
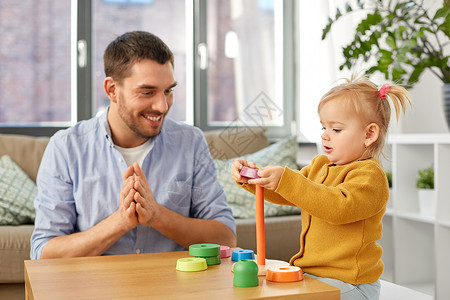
[401,71,448,134]
[296,0,449,143]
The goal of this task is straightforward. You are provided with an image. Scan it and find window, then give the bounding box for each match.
[0,1,71,127]
[0,0,294,140]
[196,0,294,138]
[92,0,187,122]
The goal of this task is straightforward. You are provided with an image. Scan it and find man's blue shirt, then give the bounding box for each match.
[30,110,235,259]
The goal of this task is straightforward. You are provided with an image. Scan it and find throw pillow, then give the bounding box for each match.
[215,135,301,218]
[0,155,37,225]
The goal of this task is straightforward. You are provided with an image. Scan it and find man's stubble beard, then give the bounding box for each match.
[117,95,165,140]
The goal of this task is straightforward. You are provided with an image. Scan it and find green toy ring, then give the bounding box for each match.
[189,243,221,257]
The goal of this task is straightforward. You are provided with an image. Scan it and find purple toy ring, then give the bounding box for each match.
[240,166,260,179]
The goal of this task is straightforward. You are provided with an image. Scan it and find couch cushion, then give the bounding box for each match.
[215,135,301,218]
[0,156,37,225]
[203,127,270,159]
[0,134,50,182]
[0,225,33,283]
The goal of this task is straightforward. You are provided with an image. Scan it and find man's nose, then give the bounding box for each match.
[153,92,169,113]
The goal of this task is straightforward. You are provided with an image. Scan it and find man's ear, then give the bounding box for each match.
[104,77,118,103]
[365,123,380,148]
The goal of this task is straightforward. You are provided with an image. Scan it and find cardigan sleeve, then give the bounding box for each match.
[236,163,313,207]
[274,161,388,224]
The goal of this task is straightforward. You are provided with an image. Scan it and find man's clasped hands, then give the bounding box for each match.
[119,162,161,230]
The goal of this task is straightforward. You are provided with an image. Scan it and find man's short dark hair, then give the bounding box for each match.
[103,31,174,83]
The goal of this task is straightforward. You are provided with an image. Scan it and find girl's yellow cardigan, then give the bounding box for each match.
[239,154,388,285]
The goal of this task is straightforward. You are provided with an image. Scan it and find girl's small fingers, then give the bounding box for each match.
[248,178,261,185]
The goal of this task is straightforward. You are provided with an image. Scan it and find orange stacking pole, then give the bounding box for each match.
[255,185,265,266]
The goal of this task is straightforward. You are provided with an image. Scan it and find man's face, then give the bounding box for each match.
[110,59,177,147]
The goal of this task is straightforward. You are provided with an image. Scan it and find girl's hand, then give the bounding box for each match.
[249,165,284,191]
[231,159,257,183]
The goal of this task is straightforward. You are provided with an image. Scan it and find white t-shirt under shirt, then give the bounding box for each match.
[115,138,154,167]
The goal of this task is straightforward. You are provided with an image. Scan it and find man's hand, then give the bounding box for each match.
[40,165,142,259]
[121,163,236,249]
[130,162,161,226]
[117,165,139,230]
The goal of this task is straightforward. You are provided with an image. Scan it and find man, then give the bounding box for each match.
[30,31,236,259]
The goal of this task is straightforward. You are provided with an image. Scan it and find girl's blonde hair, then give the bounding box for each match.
[318,74,411,160]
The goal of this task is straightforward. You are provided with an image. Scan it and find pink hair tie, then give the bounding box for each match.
[379,83,390,99]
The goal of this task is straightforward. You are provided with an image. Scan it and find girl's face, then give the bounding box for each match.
[319,98,368,165]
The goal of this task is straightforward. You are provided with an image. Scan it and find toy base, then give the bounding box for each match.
[256,259,289,276]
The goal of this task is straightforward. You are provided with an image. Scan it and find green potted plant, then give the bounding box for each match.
[322,0,450,127]
[385,170,393,208]
[416,167,436,217]
[385,170,392,188]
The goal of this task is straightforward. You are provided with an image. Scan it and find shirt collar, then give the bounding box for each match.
[98,106,113,146]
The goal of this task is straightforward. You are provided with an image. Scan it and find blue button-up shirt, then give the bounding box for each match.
[30,110,236,259]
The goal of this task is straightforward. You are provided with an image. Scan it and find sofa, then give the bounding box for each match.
[0,127,302,300]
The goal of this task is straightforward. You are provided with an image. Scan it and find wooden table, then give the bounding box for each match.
[24,250,340,299]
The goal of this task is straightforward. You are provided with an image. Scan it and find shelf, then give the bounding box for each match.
[402,281,435,297]
[437,219,450,228]
[389,133,450,144]
[394,219,435,285]
[380,215,394,282]
[395,211,435,224]
[435,226,450,299]
[383,135,450,299]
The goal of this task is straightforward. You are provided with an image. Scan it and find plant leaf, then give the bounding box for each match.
[408,66,425,86]
[433,5,449,20]
[386,35,397,49]
[345,2,353,13]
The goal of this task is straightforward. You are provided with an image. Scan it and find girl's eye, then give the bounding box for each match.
[333,129,341,133]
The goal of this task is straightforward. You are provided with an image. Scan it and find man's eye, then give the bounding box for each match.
[164,88,173,95]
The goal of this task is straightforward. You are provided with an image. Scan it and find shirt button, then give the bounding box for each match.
[119,158,123,163]
[136,249,141,254]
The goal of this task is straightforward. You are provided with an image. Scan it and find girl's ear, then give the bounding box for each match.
[104,77,118,103]
[365,123,380,148]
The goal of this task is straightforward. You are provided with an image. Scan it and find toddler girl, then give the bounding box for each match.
[231,75,411,300]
